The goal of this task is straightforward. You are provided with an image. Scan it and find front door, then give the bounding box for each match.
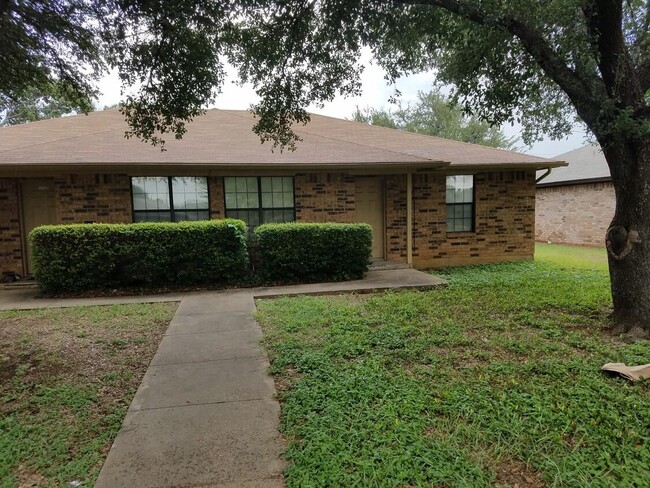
[21,180,56,274]
[355,177,384,258]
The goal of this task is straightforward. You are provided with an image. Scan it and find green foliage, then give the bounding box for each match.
[254,223,372,283]
[0,84,87,126]
[3,1,647,149]
[351,88,517,149]
[0,1,103,122]
[256,258,650,487]
[29,219,248,293]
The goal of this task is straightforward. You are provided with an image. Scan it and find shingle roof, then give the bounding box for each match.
[0,109,563,170]
[538,143,610,186]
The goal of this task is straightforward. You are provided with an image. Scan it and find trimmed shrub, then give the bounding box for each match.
[30,219,248,293]
[254,222,372,282]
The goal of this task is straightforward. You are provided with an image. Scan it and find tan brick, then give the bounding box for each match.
[536,182,614,247]
[294,173,356,222]
[0,179,22,276]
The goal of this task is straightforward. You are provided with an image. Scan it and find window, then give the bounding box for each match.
[224,176,294,229]
[131,177,209,222]
[446,175,474,232]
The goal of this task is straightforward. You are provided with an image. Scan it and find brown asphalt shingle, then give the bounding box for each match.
[0,109,563,169]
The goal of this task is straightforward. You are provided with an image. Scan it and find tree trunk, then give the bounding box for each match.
[603,138,650,336]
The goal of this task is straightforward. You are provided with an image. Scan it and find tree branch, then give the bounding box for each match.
[394,0,606,125]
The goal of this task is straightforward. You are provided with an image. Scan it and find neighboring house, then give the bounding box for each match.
[536,144,613,247]
[0,109,563,278]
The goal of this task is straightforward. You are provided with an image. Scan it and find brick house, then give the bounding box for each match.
[0,109,563,279]
[536,144,613,247]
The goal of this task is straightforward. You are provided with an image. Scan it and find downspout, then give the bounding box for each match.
[536,167,552,184]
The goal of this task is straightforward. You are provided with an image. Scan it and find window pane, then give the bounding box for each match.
[446,175,474,204]
[226,177,294,225]
[463,186,473,203]
[235,177,248,193]
[225,176,258,209]
[270,176,282,192]
[260,177,272,192]
[134,211,172,223]
[172,177,208,210]
[132,177,170,211]
[446,188,455,204]
[174,210,210,222]
[226,209,259,228]
[225,193,237,209]
[262,209,294,224]
[282,177,293,192]
[133,193,146,211]
[236,193,249,208]
[224,177,236,193]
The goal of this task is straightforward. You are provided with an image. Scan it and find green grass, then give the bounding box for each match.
[0,302,177,488]
[535,243,608,271]
[256,256,649,487]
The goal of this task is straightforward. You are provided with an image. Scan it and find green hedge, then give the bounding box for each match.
[29,219,248,293]
[254,222,372,282]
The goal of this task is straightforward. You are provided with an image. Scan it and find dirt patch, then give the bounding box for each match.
[0,303,177,485]
[12,464,50,487]
[494,458,545,488]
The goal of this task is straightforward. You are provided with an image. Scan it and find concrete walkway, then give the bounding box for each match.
[1,269,445,487]
[95,289,286,488]
[0,269,446,311]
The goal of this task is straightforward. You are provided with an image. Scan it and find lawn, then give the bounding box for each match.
[0,303,177,488]
[535,243,608,271]
[256,250,649,487]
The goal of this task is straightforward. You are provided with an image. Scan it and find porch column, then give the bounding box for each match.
[406,172,413,266]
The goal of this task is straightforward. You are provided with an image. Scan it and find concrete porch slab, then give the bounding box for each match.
[252,268,446,299]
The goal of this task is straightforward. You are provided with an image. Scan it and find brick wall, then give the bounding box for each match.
[411,171,536,268]
[54,174,132,223]
[294,173,356,222]
[0,179,23,276]
[209,176,225,218]
[536,181,614,247]
[0,170,538,276]
[0,175,133,277]
[385,174,408,261]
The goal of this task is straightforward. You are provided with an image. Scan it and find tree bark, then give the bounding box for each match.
[602,137,650,335]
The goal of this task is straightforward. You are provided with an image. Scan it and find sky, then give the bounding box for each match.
[96,57,589,159]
